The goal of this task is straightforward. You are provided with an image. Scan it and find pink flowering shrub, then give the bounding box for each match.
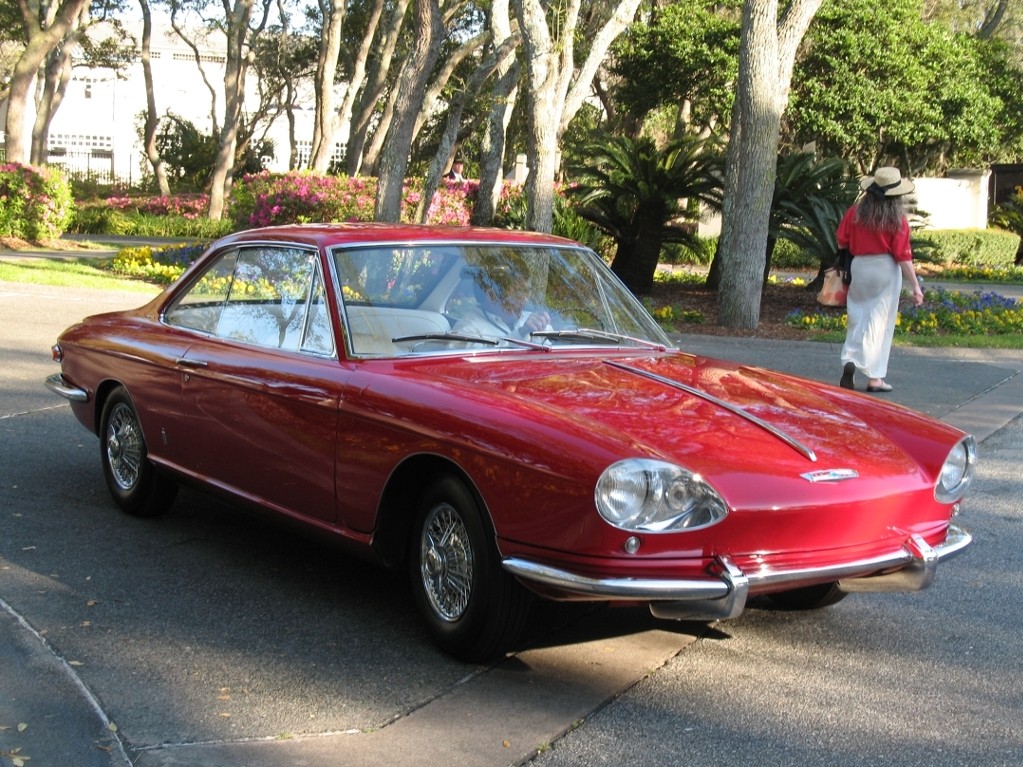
[230,171,378,228]
[0,163,74,241]
[230,171,486,229]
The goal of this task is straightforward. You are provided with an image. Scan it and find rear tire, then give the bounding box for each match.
[766,582,848,610]
[410,475,529,662]
[99,387,177,518]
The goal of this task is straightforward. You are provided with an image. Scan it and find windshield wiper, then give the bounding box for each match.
[530,328,668,350]
[391,332,499,346]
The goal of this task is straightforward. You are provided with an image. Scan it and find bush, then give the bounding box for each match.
[658,236,717,266]
[991,186,1023,265]
[0,163,75,241]
[229,171,377,229]
[911,228,1020,267]
[769,238,818,269]
[71,195,232,239]
[107,243,207,284]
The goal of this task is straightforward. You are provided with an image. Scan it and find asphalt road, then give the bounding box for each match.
[1,279,1021,767]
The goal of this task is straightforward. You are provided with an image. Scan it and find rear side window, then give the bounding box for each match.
[165,246,335,356]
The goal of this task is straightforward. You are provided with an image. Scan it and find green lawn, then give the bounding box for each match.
[0,257,161,293]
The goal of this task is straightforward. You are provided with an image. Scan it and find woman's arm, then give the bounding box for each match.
[899,260,924,306]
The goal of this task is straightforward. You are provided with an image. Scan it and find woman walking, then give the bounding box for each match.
[837,167,924,393]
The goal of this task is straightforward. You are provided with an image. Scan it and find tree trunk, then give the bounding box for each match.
[471,0,518,227]
[610,205,666,294]
[169,7,221,137]
[470,61,518,226]
[513,0,641,232]
[416,37,513,222]
[310,0,346,169]
[31,34,76,164]
[4,0,90,165]
[360,75,401,177]
[208,0,271,221]
[140,0,170,195]
[344,0,410,175]
[374,0,444,221]
[513,0,572,232]
[323,0,388,172]
[716,0,822,329]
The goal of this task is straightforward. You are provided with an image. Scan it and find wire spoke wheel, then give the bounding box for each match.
[420,502,474,622]
[106,402,144,492]
[410,475,530,662]
[99,387,176,518]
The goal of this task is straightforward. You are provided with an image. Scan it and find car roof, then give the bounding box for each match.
[216,222,581,250]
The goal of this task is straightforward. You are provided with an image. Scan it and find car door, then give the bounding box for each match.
[167,244,344,523]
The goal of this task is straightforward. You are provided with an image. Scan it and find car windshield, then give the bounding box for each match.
[331,242,674,357]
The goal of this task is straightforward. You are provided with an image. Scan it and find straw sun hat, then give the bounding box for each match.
[860,166,915,197]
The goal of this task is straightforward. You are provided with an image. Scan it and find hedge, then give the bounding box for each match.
[911,228,1021,267]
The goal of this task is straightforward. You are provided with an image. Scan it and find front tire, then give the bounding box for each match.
[99,387,177,518]
[410,476,529,662]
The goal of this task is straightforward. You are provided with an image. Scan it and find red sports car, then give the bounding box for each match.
[46,223,975,661]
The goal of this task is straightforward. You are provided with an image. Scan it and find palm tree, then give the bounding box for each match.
[768,152,859,283]
[566,134,724,294]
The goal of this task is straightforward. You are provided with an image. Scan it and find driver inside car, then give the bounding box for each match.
[452,266,552,343]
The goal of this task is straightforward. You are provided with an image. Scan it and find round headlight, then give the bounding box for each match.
[934,435,977,504]
[595,459,728,533]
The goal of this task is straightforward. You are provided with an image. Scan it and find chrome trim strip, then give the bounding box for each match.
[604,360,817,462]
[502,525,972,619]
[44,373,88,402]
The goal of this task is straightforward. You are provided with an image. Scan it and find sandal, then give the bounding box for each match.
[866,382,893,393]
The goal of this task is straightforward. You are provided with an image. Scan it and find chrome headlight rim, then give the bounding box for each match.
[934,435,977,504]
[594,458,729,534]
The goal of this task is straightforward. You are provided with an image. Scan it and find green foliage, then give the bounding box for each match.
[566,133,725,293]
[770,153,860,268]
[71,197,232,239]
[0,163,75,241]
[788,0,1012,174]
[990,186,1023,264]
[911,228,1021,267]
[770,239,817,269]
[155,115,220,189]
[551,198,606,253]
[661,237,718,266]
[611,0,740,130]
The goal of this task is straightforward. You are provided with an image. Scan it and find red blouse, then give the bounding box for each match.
[836,205,913,262]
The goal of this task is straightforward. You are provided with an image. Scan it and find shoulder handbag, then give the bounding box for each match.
[817,267,848,307]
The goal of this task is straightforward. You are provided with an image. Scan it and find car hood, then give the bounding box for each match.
[404,351,956,510]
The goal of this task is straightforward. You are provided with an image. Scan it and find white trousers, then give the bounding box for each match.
[841,255,901,380]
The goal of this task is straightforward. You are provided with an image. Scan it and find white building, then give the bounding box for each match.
[3,15,321,185]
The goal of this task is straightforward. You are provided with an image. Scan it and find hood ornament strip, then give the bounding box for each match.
[605,360,817,463]
[801,468,859,482]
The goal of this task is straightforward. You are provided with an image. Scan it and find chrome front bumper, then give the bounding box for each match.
[45,373,89,402]
[502,524,973,622]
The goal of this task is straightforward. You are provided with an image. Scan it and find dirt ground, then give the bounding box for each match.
[649,277,828,340]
